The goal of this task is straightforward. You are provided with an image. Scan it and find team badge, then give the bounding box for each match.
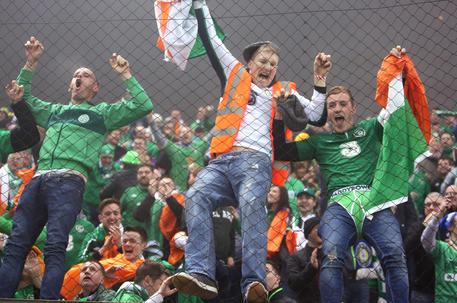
[78,114,90,124]
[75,224,84,233]
[353,128,366,138]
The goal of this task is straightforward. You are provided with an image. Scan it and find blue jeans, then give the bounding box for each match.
[185,151,271,295]
[0,173,85,299]
[319,203,409,303]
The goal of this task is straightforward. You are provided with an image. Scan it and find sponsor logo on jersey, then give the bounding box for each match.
[339,141,361,158]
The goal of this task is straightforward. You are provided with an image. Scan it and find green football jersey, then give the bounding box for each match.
[432,240,457,303]
[295,118,383,194]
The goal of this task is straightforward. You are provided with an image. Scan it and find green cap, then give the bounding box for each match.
[297,188,316,198]
[99,144,114,156]
[120,150,141,165]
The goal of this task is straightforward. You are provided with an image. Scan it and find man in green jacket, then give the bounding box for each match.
[0,36,153,300]
[112,260,176,302]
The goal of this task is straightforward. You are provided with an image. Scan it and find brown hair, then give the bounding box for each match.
[134,260,169,284]
[326,86,355,105]
[98,198,120,213]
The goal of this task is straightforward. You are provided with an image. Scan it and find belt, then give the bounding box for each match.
[231,146,256,153]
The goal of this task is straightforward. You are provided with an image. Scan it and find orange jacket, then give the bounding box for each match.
[168,231,186,265]
[209,63,294,186]
[60,253,144,300]
[0,166,35,216]
[159,192,185,241]
[267,208,296,259]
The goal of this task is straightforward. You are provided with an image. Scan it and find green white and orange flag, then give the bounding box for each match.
[154,0,225,70]
[366,53,431,216]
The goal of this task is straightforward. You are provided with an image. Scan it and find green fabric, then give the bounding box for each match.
[329,189,371,237]
[285,176,305,225]
[76,285,116,302]
[17,68,153,178]
[408,170,431,216]
[14,284,35,299]
[431,240,457,303]
[120,185,149,228]
[78,224,108,262]
[0,130,13,161]
[0,214,46,250]
[178,293,205,303]
[65,217,95,270]
[165,138,209,192]
[190,117,214,132]
[83,160,118,208]
[188,8,226,59]
[112,282,149,302]
[147,142,160,158]
[296,118,383,195]
[100,144,115,156]
[366,98,427,215]
[146,198,165,246]
[295,101,425,233]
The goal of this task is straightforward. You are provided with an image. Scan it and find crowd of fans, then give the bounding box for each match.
[0,94,455,302]
[0,5,455,301]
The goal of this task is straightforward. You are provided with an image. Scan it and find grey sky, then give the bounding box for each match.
[1,0,455,123]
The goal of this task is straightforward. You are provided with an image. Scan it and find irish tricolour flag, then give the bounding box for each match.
[155,0,225,70]
[366,53,431,216]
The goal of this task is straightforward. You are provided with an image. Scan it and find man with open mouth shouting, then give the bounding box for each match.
[154,1,331,302]
[0,36,153,300]
[273,46,430,303]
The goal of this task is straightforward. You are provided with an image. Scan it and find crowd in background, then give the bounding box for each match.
[0,100,456,302]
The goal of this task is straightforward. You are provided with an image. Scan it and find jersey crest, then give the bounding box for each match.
[339,141,361,158]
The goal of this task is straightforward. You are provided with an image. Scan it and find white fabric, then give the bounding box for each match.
[145,292,164,303]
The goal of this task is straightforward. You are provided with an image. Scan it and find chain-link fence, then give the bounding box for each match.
[0,0,456,302]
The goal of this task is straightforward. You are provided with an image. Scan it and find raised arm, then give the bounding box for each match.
[290,53,331,126]
[102,53,153,130]
[17,36,59,127]
[194,0,238,93]
[4,80,40,152]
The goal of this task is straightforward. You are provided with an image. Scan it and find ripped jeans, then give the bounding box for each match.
[319,203,409,303]
[185,151,271,295]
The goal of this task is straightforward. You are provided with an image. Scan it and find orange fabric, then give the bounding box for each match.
[159,192,186,241]
[156,1,173,59]
[10,167,35,214]
[267,208,296,258]
[375,54,430,143]
[285,230,297,255]
[100,235,120,260]
[61,254,145,300]
[0,166,35,216]
[210,63,252,156]
[168,232,185,265]
[31,245,45,275]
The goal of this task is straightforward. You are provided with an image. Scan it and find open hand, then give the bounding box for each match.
[158,276,178,297]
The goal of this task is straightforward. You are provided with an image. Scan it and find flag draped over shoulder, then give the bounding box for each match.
[154,0,225,70]
[366,54,430,216]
